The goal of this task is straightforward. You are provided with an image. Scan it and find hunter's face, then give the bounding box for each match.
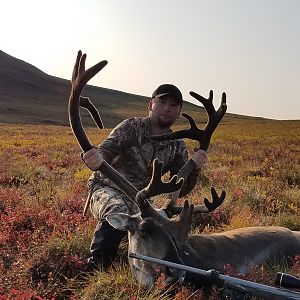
[149,95,181,128]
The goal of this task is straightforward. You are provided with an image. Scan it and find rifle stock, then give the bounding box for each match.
[129,253,300,300]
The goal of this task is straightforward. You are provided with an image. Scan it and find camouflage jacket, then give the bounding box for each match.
[88,117,199,197]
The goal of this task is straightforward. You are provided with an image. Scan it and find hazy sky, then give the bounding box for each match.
[2,0,300,120]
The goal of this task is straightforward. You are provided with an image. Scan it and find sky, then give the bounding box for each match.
[2,0,300,120]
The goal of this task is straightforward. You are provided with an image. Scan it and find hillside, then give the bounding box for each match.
[0,50,264,128]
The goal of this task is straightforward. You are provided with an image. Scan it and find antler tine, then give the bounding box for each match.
[177,200,194,244]
[166,200,194,249]
[150,113,200,142]
[79,97,104,129]
[203,187,226,212]
[177,200,194,221]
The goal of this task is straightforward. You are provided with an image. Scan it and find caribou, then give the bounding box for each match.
[106,160,300,288]
[68,51,300,288]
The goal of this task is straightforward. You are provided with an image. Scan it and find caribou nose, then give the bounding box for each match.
[166,267,186,283]
[178,270,185,283]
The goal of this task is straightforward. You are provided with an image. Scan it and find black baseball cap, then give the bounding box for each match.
[151,84,183,105]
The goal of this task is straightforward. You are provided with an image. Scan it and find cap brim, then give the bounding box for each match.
[153,93,182,104]
[153,93,171,99]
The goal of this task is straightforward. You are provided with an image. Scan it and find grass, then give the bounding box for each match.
[0,120,299,299]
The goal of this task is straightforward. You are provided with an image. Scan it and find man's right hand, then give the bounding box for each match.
[82,148,103,171]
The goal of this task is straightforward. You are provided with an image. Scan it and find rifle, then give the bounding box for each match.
[129,253,300,300]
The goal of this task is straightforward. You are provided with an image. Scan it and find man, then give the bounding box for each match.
[82,83,208,271]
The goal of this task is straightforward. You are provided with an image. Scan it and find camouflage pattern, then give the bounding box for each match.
[89,117,190,191]
[90,186,140,221]
[88,116,199,220]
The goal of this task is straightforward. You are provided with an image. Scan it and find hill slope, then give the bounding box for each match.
[0,50,263,128]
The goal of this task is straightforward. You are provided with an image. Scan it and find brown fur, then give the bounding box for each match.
[181,226,300,285]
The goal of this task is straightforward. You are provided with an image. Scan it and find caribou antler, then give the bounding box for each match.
[204,187,226,211]
[135,159,194,248]
[164,187,226,216]
[136,158,183,213]
[137,159,183,199]
[68,51,140,212]
[151,90,227,150]
[151,91,227,216]
[69,51,107,151]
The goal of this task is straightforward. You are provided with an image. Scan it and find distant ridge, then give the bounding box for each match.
[0,50,263,128]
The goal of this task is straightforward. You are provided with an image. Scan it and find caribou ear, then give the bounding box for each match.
[106,213,140,233]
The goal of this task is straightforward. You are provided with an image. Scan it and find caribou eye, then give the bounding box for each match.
[139,228,147,239]
[139,224,150,239]
[139,222,150,238]
[139,218,155,238]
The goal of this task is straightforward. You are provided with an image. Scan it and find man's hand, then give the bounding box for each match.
[82,148,103,171]
[190,149,208,170]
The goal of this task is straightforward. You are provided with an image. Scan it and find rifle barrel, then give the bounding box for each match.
[129,253,300,300]
[275,272,300,289]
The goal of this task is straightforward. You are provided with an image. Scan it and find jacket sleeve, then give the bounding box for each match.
[169,140,199,198]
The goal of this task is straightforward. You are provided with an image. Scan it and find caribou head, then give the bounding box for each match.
[107,159,192,286]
